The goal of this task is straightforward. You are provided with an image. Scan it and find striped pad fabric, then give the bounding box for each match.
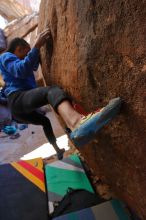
[52,199,131,220]
[45,154,94,214]
[11,158,46,192]
[0,158,48,220]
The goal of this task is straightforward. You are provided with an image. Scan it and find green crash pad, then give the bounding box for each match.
[45,154,94,213]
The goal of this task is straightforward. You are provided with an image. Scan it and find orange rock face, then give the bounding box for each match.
[39,0,146,219]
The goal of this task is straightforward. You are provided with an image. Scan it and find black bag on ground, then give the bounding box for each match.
[51,188,106,218]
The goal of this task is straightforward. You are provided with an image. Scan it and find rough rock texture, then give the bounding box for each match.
[39,0,146,219]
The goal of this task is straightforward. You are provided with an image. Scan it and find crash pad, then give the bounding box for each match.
[52,199,131,220]
[45,154,94,214]
[0,158,48,220]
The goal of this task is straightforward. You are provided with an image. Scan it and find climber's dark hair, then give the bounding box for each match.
[7,38,30,53]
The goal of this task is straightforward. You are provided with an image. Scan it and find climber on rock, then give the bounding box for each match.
[0,27,122,160]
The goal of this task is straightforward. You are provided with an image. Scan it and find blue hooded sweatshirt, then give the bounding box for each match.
[0,47,40,97]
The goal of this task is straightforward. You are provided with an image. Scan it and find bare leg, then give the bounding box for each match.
[57,100,82,131]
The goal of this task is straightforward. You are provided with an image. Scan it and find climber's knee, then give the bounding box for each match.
[47,86,72,112]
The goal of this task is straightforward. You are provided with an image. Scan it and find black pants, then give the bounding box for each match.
[8,86,71,144]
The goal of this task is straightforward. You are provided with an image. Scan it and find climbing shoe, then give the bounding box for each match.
[69,97,122,147]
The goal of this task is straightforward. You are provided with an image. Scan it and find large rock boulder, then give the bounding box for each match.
[38,0,146,219]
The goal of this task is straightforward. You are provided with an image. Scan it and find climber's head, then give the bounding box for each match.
[7,38,31,59]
